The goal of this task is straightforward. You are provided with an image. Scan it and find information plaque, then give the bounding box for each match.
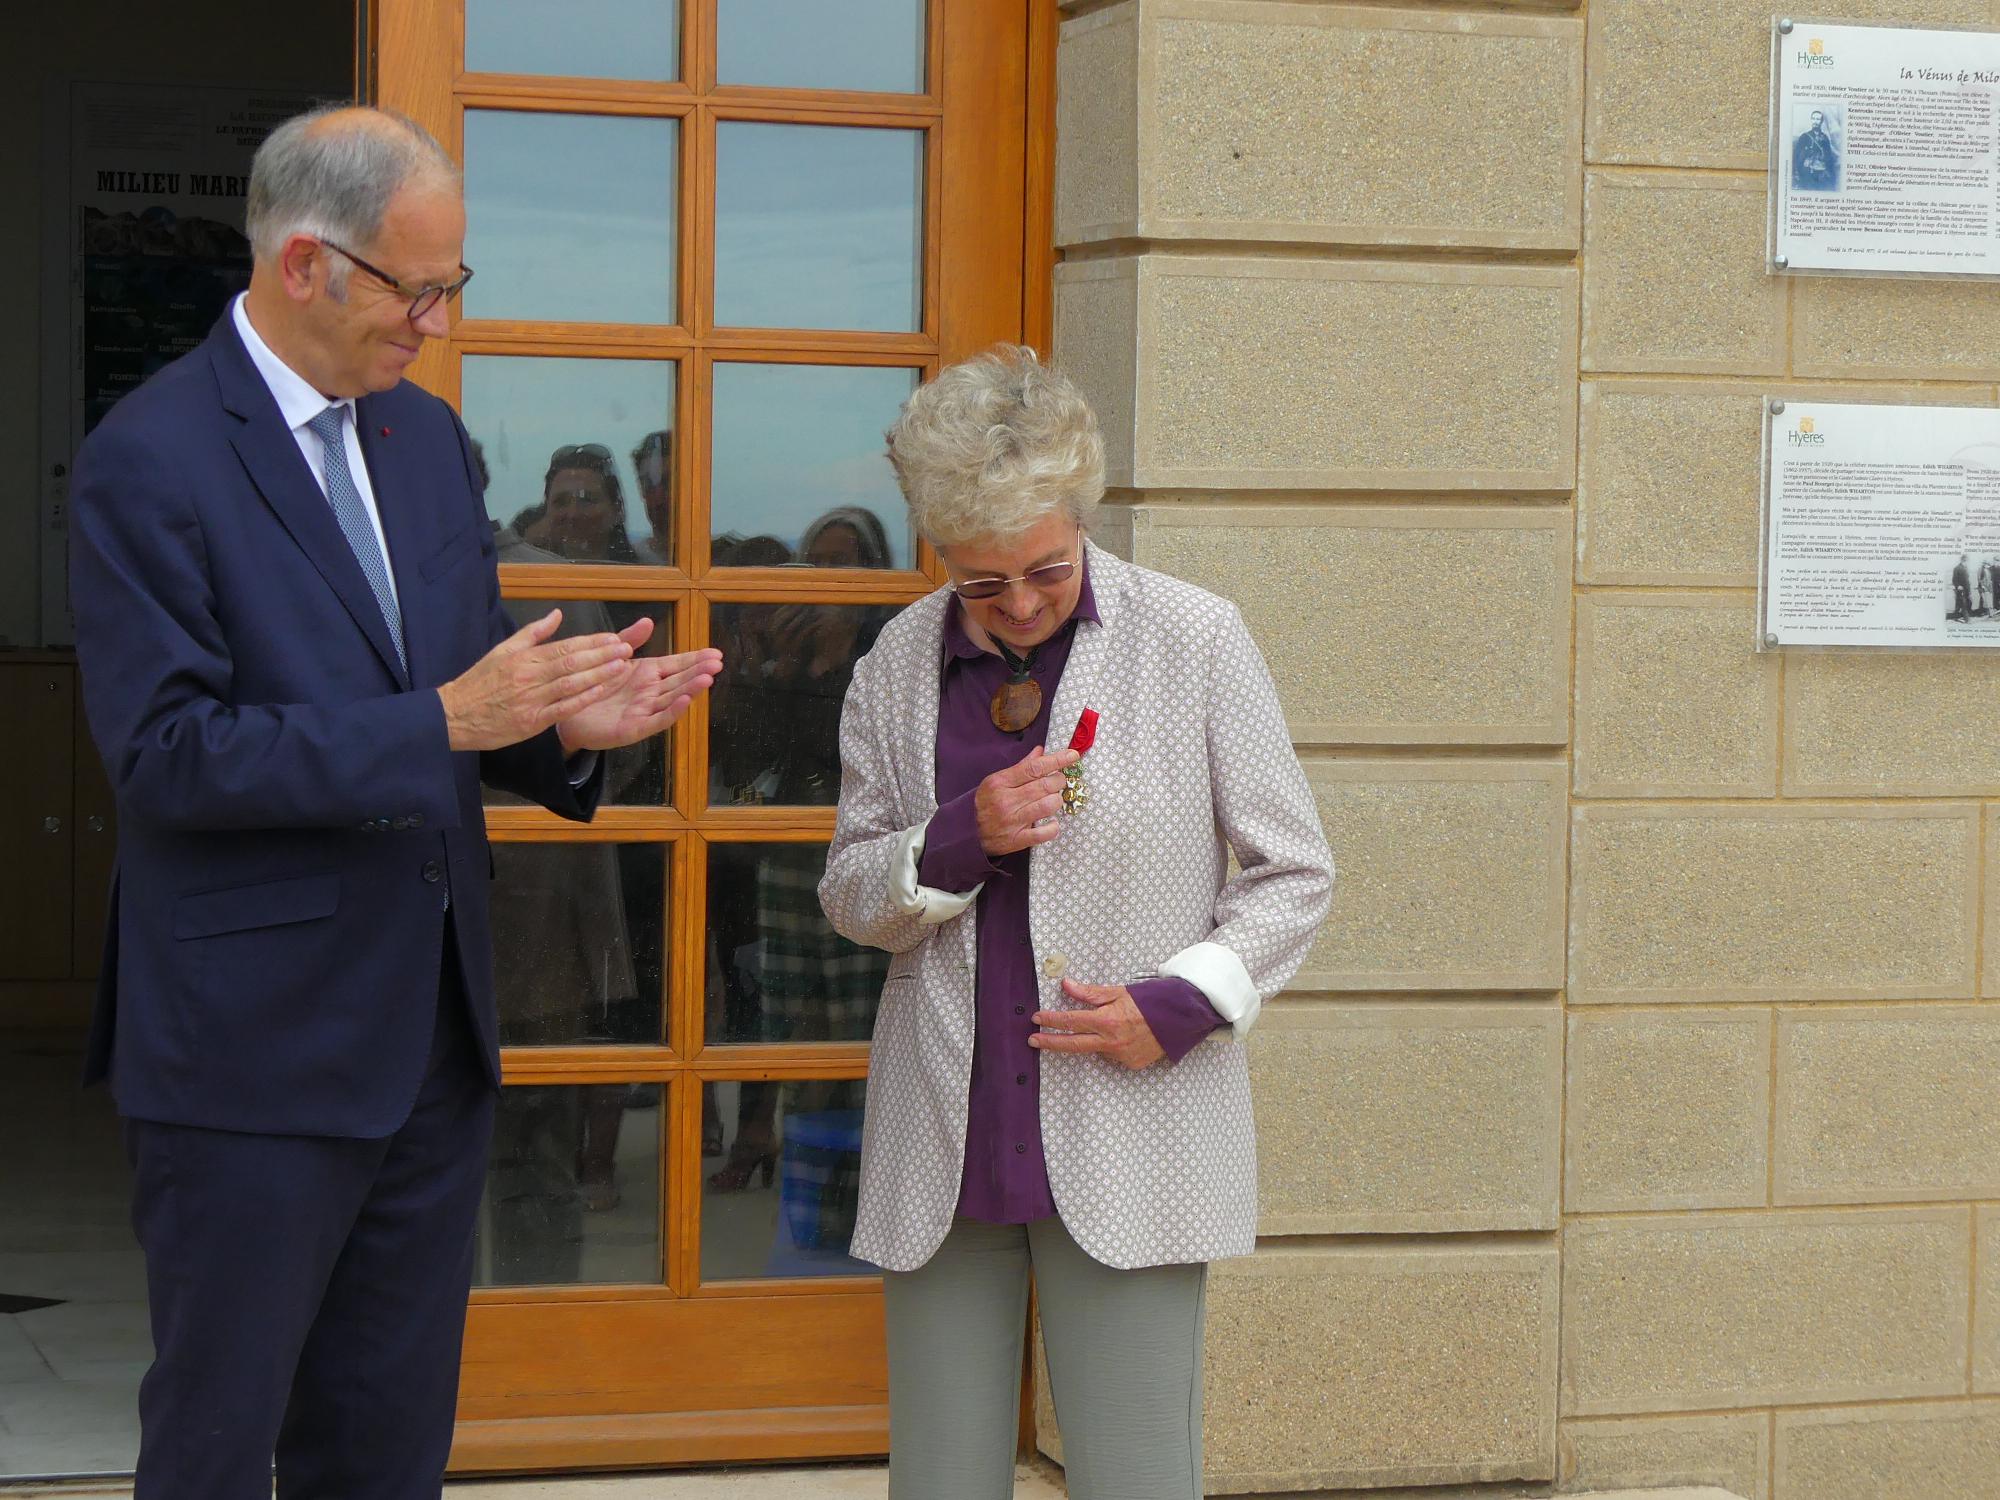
[1770,18,2000,278]
[1760,400,2000,649]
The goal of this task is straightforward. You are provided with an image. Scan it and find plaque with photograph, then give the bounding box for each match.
[1759,398,2000,649]
[1769,18,2000,278]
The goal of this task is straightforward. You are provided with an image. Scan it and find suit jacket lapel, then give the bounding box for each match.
[208,320,410,689]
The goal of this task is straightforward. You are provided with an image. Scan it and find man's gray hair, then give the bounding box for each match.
[886,346,1105,547]
[246,104,461,264]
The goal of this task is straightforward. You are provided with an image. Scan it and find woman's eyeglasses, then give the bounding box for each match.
[320,239,474,324]
[949,529,1082,600]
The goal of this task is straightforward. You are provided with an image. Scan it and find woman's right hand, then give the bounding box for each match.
[975,747,1081,856]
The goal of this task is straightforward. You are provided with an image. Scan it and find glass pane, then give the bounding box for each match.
[717,0,924,94]
[463,110,678,325]
[708,604,900,806]
[490,842,666,1046]
[484,603,672,808]
[710,363,916,568]
[705,842,889,1045]
[463,356,676,565]
[701,1077,872,1279]
[714,122,922,332]
[466,0,681,81]
[475,1084,664,1286]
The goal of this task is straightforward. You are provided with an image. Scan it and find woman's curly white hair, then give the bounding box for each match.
[885,345,1105,547]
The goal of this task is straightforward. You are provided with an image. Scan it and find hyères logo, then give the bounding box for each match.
[1787,416,1826,447]
[1799,37,1835,69]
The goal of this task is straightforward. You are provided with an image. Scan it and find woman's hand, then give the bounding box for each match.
[1030,979,1165,1070]
[975,747,1081,856]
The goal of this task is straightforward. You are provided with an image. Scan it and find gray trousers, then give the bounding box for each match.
[882,1215,1207,1500]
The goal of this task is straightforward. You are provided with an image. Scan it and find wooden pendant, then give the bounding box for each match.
[990,676,1043,732]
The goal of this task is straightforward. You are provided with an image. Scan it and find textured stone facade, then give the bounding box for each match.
[1052,0,2000,1494]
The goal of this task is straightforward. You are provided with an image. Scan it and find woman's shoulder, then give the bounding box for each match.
[853,586,952,674]
[1096,550,1239,638]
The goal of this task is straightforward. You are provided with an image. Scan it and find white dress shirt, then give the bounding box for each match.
[231,293,598,788]
[230,294,401,612]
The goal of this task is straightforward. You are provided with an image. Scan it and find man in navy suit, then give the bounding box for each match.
[68,105,721,1500]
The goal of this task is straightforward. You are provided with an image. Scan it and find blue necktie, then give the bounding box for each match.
[306,406,406,672]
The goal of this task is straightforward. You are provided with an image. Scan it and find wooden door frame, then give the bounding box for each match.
[372,0,1058,1473]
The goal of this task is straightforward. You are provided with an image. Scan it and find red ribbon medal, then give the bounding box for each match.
[1062,708,1098,815]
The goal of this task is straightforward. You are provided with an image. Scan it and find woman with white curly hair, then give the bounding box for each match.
[818,345,1332,1499]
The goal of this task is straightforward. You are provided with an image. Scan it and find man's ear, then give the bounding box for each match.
[275,234,324,304]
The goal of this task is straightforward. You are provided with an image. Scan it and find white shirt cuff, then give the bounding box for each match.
[892,824,981,925]
[1160,941,1262,1040]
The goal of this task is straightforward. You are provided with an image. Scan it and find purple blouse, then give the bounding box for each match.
[916,566,1225,1223]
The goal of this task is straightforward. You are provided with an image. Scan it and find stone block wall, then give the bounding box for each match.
[1050,2,2000,1496]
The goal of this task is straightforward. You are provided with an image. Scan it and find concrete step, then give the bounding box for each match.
[1,1473,1745,1500]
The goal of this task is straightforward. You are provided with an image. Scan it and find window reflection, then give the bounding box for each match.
[475,1084,664,1287]
[704,842,887,1046]
[466,0,681,82]
[462,110,678,326]
[701,1078,871,1280]
[702,843,884,1279]
[710,362,915,569]
[708,603,897,806]
[512,443,642,564]
[463,355,676,565]
[714,122,923,332]
[717,0,924,94]
[490,842,665,1046]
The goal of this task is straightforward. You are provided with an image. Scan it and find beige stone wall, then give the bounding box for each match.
[1051,2,2000,1497]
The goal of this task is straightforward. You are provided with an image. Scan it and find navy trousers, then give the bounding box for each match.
[124,939,496,1500]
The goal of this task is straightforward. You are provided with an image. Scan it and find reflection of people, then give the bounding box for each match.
[1794,109,1840,192]
[633,429,673,564]
[819,348,1333,1498]
[67,105,722,1500]
[487,559,646,1210]
[707,534,796,807]
[706,844,886,1203]
[542,442,640,563]
[1952,554,1973,621]
[801,504,893,569]
[705,512,895,1197]
[761,511,895,802]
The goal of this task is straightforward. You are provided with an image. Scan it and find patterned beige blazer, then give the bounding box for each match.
[818,541,1334,1272]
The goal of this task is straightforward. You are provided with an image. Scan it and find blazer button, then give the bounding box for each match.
[1042,952,1068,979]
[408,813,424,829]
[391,816,410,832]
[376,818,392,833]
[422,860,443,884]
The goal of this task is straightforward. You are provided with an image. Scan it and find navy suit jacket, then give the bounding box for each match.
[70,313,601,1138]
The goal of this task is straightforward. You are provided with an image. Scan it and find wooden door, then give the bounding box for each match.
[376,0,1052,1470]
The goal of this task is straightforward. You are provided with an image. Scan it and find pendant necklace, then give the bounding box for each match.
[988,638,1043,731]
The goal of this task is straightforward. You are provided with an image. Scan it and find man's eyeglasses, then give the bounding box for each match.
[948,528,1083,600]
[321,239,474,324]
